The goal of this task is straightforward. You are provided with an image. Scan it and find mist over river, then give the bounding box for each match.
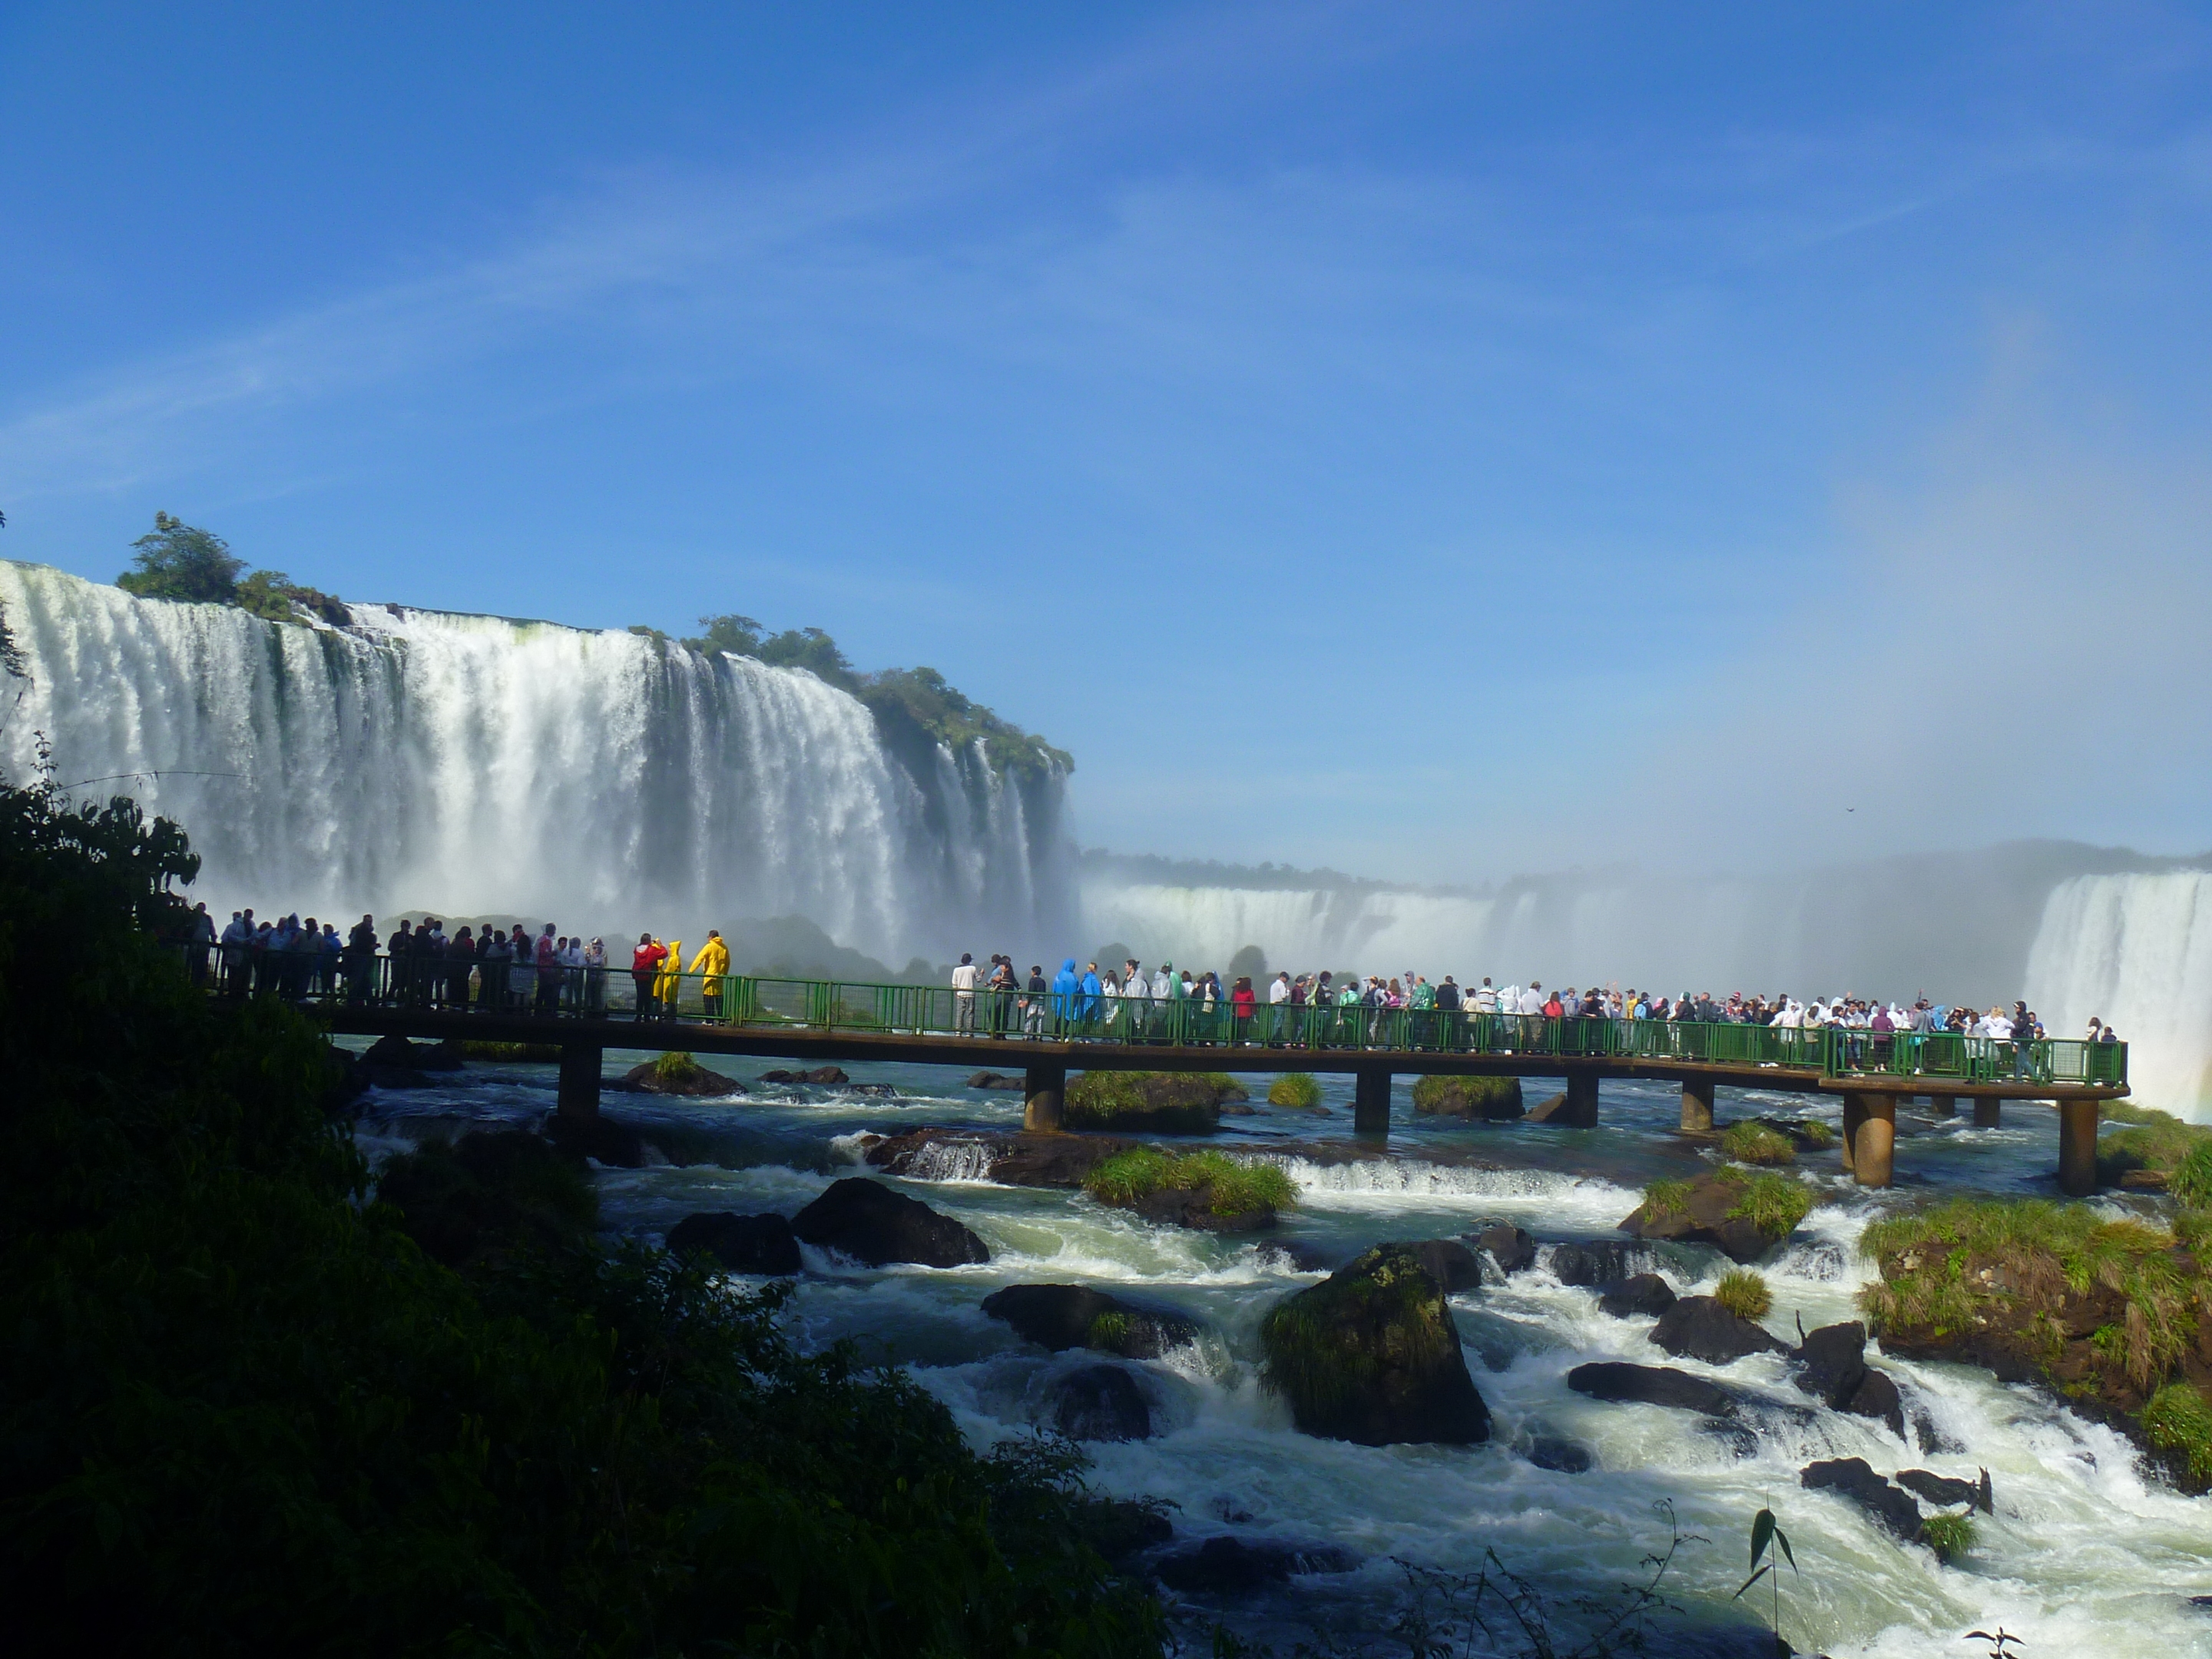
[354,1058,2212,1656]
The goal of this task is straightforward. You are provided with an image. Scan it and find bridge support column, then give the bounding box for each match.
[1353,1068,1391,1137]
[1846,1092,1895,1187]
[1929,1095,1957,1119]
[2058,1099,2099,1197]
[1024,1065,1066,1133]
[1680,1080,1714,1134]
[557,1043,601,1120]
[1561,1073,1600,1128]
[1973,1098,2002,1129]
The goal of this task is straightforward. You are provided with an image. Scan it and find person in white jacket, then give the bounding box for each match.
[951,952,979,1033]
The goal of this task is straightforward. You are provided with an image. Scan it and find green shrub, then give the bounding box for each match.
[1919,1509,1978,1563]
[1790,1117,1836,1149]
[1641,1177,1693,1220]
[654,1049,703,1083]
[2169,1141,2212,1208]
[1083,1147,1295,1217]
[2142,1382,2212,1485]
[1727,1171,1813,1239]
[1268,1072,1323,1109]
[1720,1122,1796,1165]
[2098,1114,2212,1187]
[1714,1269,1773,1321]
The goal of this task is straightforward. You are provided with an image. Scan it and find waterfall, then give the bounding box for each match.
[0,561,1072,965]
[2025,873,2212,1121]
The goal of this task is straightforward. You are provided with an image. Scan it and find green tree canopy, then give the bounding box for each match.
[117,512,244,603]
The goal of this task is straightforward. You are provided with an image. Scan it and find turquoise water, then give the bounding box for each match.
[352,1054,2211,1657]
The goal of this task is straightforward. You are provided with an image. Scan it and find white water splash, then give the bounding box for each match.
[0,561,1071,964]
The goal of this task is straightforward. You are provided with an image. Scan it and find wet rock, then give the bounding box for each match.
[760,1065,849,1085]
[846,1082,899,1098]
[1600,1273,1678,1318]
[1566,1361,1740,1419]
[363,1063,436,1091]
[1130,1185,1276,1233]
[1801,1457,1922,1541]
[1894,1468,1993,1514]
[1154,1537,1359,1595]
[1065,1071,1237,1134]
[966,1070,1027,1089]
[1219,1101,1257,1116]
[1471,1223,1537,1274]
[1525,1091,1574,1123]
[1408,1238,1485,1293]
[1053,1363,1153,1442]
[790,1177,990,1267]
[614,1058,746,1097]
[865,1127,1131,1188]
[982,1283,1202,1358]
[1081,1499,1174,1562]
[1258,1243,1492,1445]
[1844,1366,1906,1438]
[1411,1075,1525,1120]
[1912,1412,1966,1455]
[1547,1240,1640,1286]
[1528,1434,1592,1472]
[365,1032,464,1072]
[1793,1321,1905,1435]
[1254,1238,1339,1273]
[1618,1169,1804,1263]
[1696,1419,1762,1459]
[666,1211,801,1275]
[542,1113,650,1169]
[1650,1296,1789,1365]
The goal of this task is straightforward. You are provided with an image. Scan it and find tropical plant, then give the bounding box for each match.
[1730,1499,1799,1651]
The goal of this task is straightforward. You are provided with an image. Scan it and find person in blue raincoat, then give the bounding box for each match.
[1080,961,1103,1025]
[1051,958,1081,1022]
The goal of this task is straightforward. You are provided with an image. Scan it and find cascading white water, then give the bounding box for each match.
[0,561,1072,965]
[2025,873,2212,1121]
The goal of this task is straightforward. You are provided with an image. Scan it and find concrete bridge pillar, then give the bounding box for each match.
[1928,1095,1958,1119]
[1973,1098,2002,1129]
[2058,1099,2099,1197]
[1561,1073,1600,1128]
[557,1043,601,1120]
[1844,1091,1895,1187]
[1680,1080,1715,1134]
[1353,1068,1392,1136]
[1024,1065,1066,1133]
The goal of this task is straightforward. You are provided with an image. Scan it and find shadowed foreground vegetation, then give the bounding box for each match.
[0,774,1158,1654]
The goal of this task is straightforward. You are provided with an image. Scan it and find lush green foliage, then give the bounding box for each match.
[1727,1171,1814,1238]
[654,1048,706,1083]
[115,511,346,622]
[2097,1108,2212,1190]
[1641,1177,1693,1220]
[2168,1141,2212,1208]
[1083,1147,1295,1217]
[1720,1121,1796,1165]
[1258,1245,1449,1419]
[0,776,1158,1655]
[1410,1074,1523,1115]
[1267,1072,1323,1109]
[1919,1509,1978,1564]
[1714,1269,1773,1321]
[2142,1382,2212,1483]
[1064,1071,1233,1133]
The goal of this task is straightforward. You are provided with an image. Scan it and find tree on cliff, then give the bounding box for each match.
[117,512,246,603]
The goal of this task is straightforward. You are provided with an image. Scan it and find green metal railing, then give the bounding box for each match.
[237,949,2127,1088]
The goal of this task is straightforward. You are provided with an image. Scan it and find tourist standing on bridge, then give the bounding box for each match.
[446,927,475,1011]
[1023,964,1048,1036]
[1052,959,1080,1024]
[584,938,608,1013]
[1082,962,1102,1023]
[631,933,666,1018]
[477,926,509,1011]
[952,952,979,1033]
[531,925,560,1015]
[689,930,730,1020]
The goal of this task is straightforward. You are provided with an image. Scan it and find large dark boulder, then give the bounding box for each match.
[967,1070,1027,1089]
[365,1032,464,1072]
[322,1045,368,1111]
[865,1127,1131,1188]
[1566,1362,1740,1419]
[758,1065,849,1085]
[1801,1457,1922,1540]
[1528,1434,1592,1472]
[1548,1240,1640,1286]
[1472,1223,1537,1274]
[1793,1320,1906,1435]
[542,1112,651,1169]
[982,1283,1201,1358]
[1065,1071,1240,1134]
[1258,1243,1491,1445]
[1895,1468,1993,1514]
[1052,1364,1152,1442]
[614,1056,745,1097]
[667,1210,802,1275]
[790,1177,990,1267]
[1618,1169,1809,1263]
[1081,1500,1174,1562]
[1599,1273,1678,1318]
[1408,1238,1484,1293]
[1649,1296,1788,1365]
[1154,1537,1359,1595]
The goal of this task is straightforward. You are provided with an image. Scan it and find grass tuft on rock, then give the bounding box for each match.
[2169,1143,2212,1208]
[1727,1171,1813,1238]
[1064,1071,1238,1133]
[1409,1075,1524,1118]
[2097,1109,2212,1190]
[1720,1122,1795,1165]
[1268,1073,1323,1109]
[654,1050,704,1084]
[2142,1382,2212,1484]
[1791,1117,1836,1148]
[1919,1509,1978,1564]
[1083,1147,1295,1217]
[1714,1269,1772,1321]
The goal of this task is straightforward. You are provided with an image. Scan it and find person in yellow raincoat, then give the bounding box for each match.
[687,929,730,1021]
[654,939,683,1018]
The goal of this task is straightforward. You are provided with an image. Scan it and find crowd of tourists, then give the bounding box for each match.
[166,900,2121,1053]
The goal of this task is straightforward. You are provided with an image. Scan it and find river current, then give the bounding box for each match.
[350,1058,2212,1656]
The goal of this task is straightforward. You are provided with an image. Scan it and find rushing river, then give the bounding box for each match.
[352,1059,2212,1656]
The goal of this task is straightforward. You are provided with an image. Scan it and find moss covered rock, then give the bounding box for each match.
[1619,1168,1811,1263]
[980,1283,1201,1357]
[1064,1071,1244,1133]
[1267,1072,1323,1110]
[1083,1147,1293,1232]
[1410,1075,1524,1121]
[1258,1243,1492,1445]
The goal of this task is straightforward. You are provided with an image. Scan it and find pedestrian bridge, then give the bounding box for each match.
[312,962,2128,1196]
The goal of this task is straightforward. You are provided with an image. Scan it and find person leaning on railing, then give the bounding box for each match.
[631,932,667,1019]
[688,930,730,1021]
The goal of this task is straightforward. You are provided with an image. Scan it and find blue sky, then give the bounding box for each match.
[5,1,2210,882]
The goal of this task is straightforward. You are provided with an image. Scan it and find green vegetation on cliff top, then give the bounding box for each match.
[0,770,1155,1652]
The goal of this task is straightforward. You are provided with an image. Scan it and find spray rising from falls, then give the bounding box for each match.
[0,562,1073,965]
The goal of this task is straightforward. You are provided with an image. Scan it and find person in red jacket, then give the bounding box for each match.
[631,932,667,1020]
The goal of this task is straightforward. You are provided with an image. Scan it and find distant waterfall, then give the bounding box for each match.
[0,561,1072,965]
[2026,873,2212,1120]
